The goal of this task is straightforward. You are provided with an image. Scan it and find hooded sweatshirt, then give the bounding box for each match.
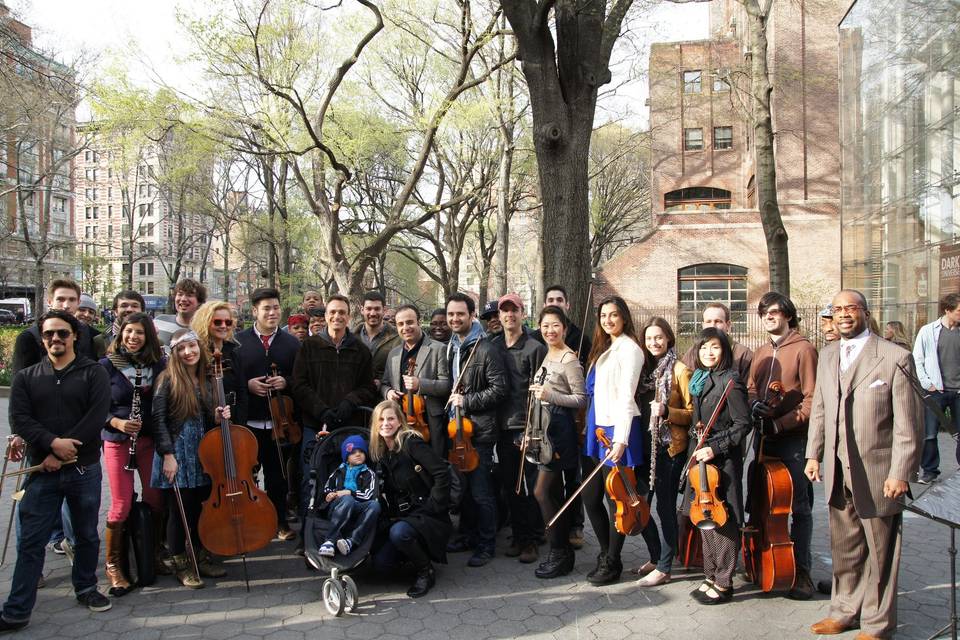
[746,329,819,438]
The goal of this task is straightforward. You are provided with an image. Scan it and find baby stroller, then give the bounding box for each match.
[303,424,377,616]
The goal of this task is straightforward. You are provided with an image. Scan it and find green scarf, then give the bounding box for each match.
[688,368,710,397]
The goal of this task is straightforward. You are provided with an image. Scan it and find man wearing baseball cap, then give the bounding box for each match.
[491,293,546,564]
[479,300,502,335]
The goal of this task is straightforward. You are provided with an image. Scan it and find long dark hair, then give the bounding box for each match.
[694,327,733,371]
[587,296,640,368]
[640,316,676,373]
[108,312,163,363]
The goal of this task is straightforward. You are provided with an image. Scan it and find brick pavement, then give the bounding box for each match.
[0,397,955,639]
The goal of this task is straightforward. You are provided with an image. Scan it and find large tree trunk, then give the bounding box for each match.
[747,1,790,295]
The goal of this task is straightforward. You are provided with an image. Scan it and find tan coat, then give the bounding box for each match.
[806,335,923,518]
[664,361,694,457]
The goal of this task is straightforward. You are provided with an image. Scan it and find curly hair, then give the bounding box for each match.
[190,301,236,356]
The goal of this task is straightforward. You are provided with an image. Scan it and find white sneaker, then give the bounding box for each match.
[318,541,335,557]
[336,539,352,555]
[637,569,670,587]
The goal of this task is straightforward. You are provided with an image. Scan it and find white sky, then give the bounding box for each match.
[12,0,708,128]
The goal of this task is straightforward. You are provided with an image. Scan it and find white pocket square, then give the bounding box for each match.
[868,380,887,388]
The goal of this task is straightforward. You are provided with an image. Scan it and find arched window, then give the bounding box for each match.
[664,187,732,212]
[678,264,748,335]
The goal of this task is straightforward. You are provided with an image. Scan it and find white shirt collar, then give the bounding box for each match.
[840,327,871,346]
[253,324,277,342]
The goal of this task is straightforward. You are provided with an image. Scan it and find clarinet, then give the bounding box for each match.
[123,367,143,472]
[649,379,660,489]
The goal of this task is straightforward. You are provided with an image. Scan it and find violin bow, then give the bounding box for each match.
[172,479,201,581]
[547,448,615,529]
[443,339,482,412]
[684,379,736,473]
[576,273,598,359]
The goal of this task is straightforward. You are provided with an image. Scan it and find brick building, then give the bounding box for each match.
[597,0,846,338]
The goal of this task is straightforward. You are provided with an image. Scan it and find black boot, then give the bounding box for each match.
[587,553,622,586]
[535,548,575,579]
[586,551,606,580]
[406,564,435,599]
[788,566,815,601]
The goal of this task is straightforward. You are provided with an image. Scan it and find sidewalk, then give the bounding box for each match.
[0,396,955,639]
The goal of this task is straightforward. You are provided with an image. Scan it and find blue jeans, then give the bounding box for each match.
[45,501,74,545]
[923,390,960,476]
[372,520,430,571]
[326,496,381,546]
[642,447,687,573]
[761,436,814,573]
[460,443,496,554]
[2,463,103,623]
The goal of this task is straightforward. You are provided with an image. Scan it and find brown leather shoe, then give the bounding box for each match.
[853,634,882,640]
[810,618,856,635]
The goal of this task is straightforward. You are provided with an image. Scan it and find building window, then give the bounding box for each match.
[92,207,98,219]
[683,70,702,94]
[53,197,65,213]
[714,126,733,150]
[138,262,154,276]
[665,187,732,212]
[85,207,92,220]
[746,176,756,208]
[678,264,748,336]
[683,128,704,151]
[713,71,730,92]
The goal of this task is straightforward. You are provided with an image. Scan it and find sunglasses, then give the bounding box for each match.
[211,318,234,328]
[41,329,72,341]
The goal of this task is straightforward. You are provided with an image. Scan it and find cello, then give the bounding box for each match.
[402,357,430,442]
[742,381,796,592]
[198,351,278,589]
[596,429,650,535]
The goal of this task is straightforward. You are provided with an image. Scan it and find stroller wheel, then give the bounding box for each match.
[342,575,358,613]
[322,578,346,616]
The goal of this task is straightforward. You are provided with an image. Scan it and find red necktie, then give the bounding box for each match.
[261,334,271,351]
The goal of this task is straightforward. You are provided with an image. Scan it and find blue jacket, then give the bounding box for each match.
[913,319,945,391]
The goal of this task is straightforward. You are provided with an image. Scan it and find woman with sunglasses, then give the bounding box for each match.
[99,312,167,595]
[581,296,646,585]
[191,301,248,428]
[683,328,751,605]
[151,329,232,588]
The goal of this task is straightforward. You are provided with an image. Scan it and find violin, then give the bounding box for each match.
[402,357,430,442]
[742,381,796,592]
[522,366,553,466]
[198,351,278,568]
[688,454,728,530]
[447,344,480,473]
[267,364,302,446]
[596,429,650,536]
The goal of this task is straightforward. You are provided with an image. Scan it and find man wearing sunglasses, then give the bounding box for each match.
[1,310,113,631]
[11,279,98,374]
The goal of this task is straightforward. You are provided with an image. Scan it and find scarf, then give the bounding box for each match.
[653,348,677,404]
[107,344,148,370]
[689,368,710,397]
[342,462,369,493]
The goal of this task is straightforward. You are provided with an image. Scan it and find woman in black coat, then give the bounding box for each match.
[369,400,451,599]
[683,327,751,605]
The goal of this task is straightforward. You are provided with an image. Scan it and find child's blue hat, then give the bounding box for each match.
[341,435,368,462]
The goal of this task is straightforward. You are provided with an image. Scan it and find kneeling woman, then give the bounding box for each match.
[369,400,451,599]
[151,329,230,589]
[683,328,751,604]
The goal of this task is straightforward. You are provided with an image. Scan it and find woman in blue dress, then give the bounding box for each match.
[582,296,646,585]
[151,329,230,589]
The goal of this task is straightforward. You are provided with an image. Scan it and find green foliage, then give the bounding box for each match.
[0,327,20,386]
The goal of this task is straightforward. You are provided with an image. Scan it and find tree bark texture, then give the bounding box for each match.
[502,0,631,323]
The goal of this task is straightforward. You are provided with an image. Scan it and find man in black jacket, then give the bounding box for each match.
[1,310,112,631]
[11,279,97,374]
[236,287,302,541]
[492,293,547,564]
[446,292,509,567]
[292,294,377,547]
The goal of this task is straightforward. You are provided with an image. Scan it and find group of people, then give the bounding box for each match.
[0,274,951,640]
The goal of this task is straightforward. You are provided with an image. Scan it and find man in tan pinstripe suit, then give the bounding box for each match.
[805,290,923,639]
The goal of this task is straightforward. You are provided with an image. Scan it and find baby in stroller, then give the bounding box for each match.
[319,435,381,557]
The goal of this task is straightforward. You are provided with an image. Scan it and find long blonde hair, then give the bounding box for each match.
[157,329,212,423]
[191,301,236,357]
[368,400,420,462]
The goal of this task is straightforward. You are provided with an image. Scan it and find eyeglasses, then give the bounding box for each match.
[834,304,863,314]
[211,318,234,328]
[41,329,72,341]
[762,309,784,317]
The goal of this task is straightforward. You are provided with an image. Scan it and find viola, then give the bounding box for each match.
[402,357,430,442]
[742,381,796,592]
[688,455,728,530]
[198,351,278,568]
[267,364,302,446]
[596,429,650,536]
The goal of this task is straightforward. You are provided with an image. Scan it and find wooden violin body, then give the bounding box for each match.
[688,458,728,530]
[403,358,430,442]
[267,364,301,445]
[742,454,796,592]
[447,407,479,472]
[596,429,650,536]
[198,351,278,557]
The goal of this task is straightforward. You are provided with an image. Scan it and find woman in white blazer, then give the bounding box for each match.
[581,296,646,586]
